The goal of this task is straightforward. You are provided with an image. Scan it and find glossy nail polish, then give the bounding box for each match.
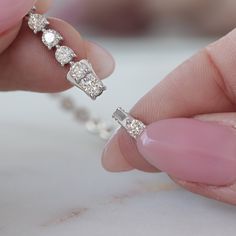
[137,118,236,186]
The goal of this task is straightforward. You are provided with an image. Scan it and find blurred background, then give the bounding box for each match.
[1,1,236,236]
[50,0,236,36]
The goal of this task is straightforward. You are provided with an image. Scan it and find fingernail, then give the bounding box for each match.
[0,0,35,33]
[137,118,236,186]
[102,133,134,172]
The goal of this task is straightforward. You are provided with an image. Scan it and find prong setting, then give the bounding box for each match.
[55,46,76,66]
[25,6,106,100]
[113,108,146,139]
[42,29,63,50]
[28,13,49,33]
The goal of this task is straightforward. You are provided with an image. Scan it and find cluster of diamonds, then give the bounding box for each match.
[26,7,106,100]
[67,60,106,100]
[112,108,146,139]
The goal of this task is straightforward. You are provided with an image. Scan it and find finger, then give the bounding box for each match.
[176,180,236,205]
[35,0,53,13]
[173,112,236,205]
[102,132,134,172]
[102,28,236,172]
[0,0,35,34]
[85,40,115,80]
[0,18,114,92]
[0,0,51,53]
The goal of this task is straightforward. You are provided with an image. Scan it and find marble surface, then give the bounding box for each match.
[1,36,236,236]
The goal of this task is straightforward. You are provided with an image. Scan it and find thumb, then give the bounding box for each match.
[0,0,35,33]
[173,112,236,205]
[0,0,51,53]
[102,27,236,173]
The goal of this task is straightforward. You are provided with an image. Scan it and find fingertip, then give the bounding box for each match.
[102,132,134,172]
[86,41,115,79]
[102,127,158,173]
[117,129,159,172]
[0,22,22,53]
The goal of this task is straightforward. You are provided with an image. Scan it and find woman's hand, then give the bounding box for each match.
[0,0,114,92]
[102,27,236,205]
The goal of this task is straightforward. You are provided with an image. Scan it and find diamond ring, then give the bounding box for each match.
[25,7,106,100]
[112,107,146,139]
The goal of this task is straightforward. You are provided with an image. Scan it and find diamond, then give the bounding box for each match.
[67,60,105,99]
[42,29,63,49]
[79,74,105,99]
[55,46,76,66]
[112,108,146,139]
[126,119,146,139]
[28,13,49,34]
[69,60,90,81]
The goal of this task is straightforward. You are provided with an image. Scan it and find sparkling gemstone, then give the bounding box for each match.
[112,108,146,139]
[28,13,49,33]
[69,60,90,81]
[79,74,105,99]
[126,119,146,139]
[55,46,76,66]
[42,29,63,49]
[67,59,105,99]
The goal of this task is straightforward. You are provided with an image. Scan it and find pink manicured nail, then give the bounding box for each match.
[136,118,236,186]
[0,0,35,33]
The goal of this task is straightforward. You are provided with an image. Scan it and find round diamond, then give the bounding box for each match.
[42,29,63,49]
[55,46,76,66]
[28,13,49,33]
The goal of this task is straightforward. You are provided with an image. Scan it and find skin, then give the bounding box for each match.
[1,0,236,205]
[102,28,236,205]
[0,0,115,91]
